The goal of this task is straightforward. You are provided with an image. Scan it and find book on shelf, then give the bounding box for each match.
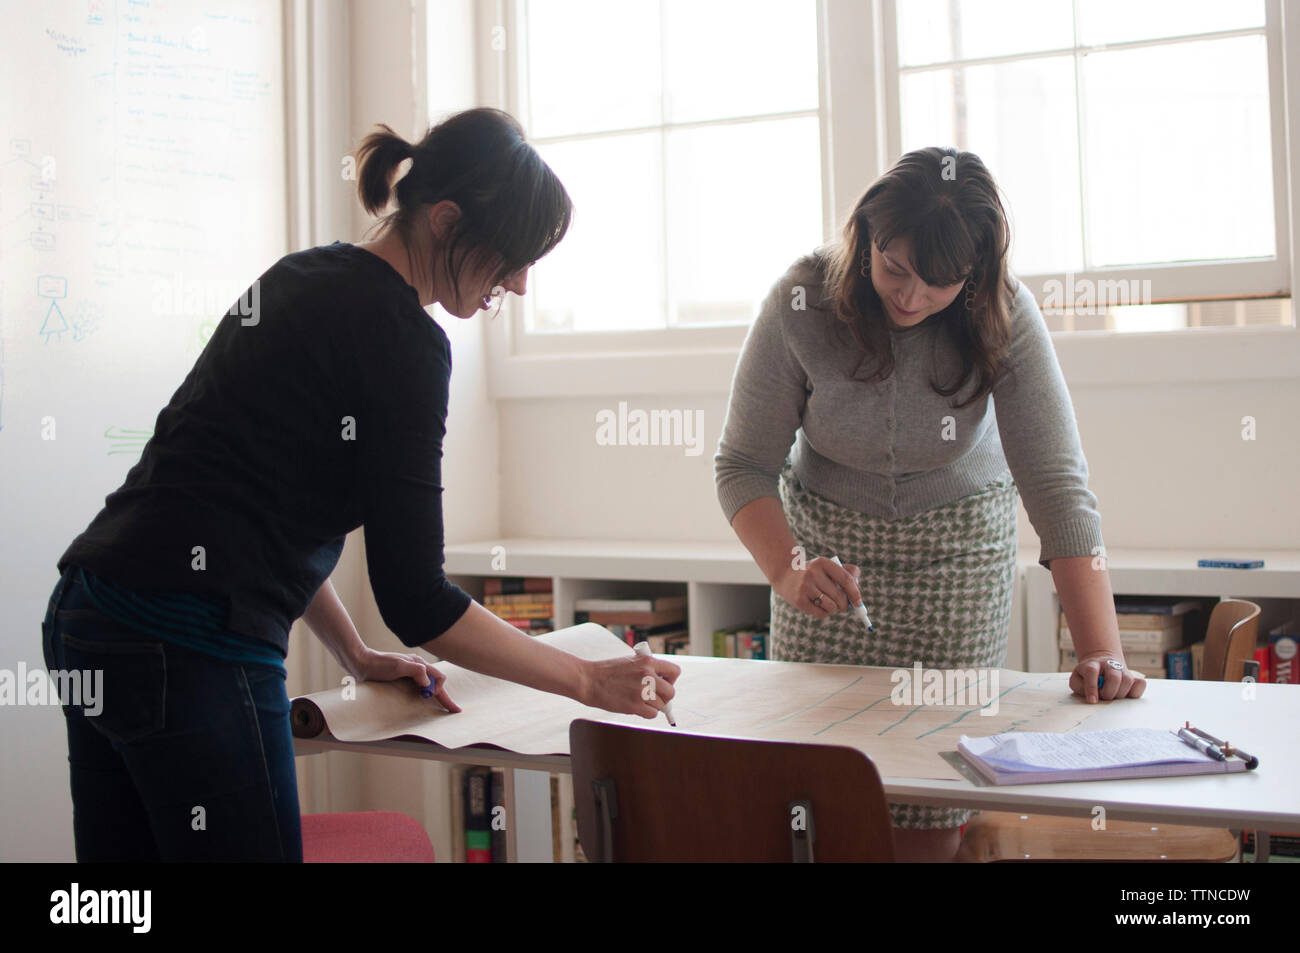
[487,606,554,619]
[490,767,507,862]
[574,594,686,613]
[1059,601,1199,631]
[1243,830,1300,858]
[483,592,554,608]
[483,588,554,634]
[1058,624,1187,650]
[1269,628,1298,685]
[601,621,688,650]
[646,631,691,654]
[483,577,553,595]
[575,607,685,627]
[464,766,492,863]
[1166,648,1193,679]
[505,619,555,634]
[550,775,561,863]
[1112,596,1205,620]
[713,622,769,660]
[1253,646,1272,683]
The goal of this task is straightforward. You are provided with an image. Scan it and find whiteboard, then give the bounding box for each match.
[0,0,287,860]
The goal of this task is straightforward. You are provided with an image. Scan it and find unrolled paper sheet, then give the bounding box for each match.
[291,624,1101,780]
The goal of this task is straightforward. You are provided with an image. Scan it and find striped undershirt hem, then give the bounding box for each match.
[73,566,286,673]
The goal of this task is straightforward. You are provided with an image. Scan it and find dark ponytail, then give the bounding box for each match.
[355,125,414,217]
[353,108,572,306]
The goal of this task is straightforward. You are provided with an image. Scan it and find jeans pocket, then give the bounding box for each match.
[56,610,166,744]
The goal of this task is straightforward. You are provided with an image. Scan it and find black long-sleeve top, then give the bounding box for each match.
[58,241,473,654]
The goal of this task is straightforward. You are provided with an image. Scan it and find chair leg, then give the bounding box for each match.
[591,778,618,864]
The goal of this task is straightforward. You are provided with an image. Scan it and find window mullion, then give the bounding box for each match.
[881,0,902,164]
[1071,0,1090,282]
[658,0,671,331]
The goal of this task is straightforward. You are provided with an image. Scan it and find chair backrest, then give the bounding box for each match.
[569,719,895,862]
[1200,599,1261,682]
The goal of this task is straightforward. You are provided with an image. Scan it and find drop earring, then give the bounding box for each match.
[964,274,978,310]
[860,246,871,279]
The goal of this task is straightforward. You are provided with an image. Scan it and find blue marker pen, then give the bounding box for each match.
[419,679,435,698]
[829,556,875,632]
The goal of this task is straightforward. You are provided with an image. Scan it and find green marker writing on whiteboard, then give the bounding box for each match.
[829,556,875,632]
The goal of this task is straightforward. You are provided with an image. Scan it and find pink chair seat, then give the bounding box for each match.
[301,811,435,863]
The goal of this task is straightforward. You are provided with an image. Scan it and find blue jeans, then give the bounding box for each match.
[41,568,302,861]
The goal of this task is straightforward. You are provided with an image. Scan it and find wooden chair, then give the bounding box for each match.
[570,719,895,861]
[301,811,436,862]
[957,599,1260,863]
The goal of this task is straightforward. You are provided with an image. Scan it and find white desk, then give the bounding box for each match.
[294,673,1300,860]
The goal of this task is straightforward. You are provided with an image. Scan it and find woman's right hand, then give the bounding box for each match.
[581,653,681,719]
[774,557,863,619]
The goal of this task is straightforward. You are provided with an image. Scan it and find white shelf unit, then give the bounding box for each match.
[448,537,1039,667]
[446,537,776,656]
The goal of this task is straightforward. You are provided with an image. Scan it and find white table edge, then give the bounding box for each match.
[293,734,1300,836]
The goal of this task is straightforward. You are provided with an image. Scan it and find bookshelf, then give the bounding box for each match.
[1024,548,1300,673]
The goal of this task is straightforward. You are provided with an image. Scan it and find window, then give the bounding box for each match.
[885,0,1291,327]
[510,0,826,347]
[469,0,1299,395]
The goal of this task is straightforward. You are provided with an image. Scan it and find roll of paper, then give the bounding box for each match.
[290,696,327,738]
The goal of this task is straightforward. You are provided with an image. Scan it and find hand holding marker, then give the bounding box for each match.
[828,556,875,632]
[633,640,676,726]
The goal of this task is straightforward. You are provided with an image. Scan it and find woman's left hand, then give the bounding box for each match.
[355,648,461,713]
[1069,651,1146,703]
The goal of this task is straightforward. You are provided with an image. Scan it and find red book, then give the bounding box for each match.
[1253,647,1272,683]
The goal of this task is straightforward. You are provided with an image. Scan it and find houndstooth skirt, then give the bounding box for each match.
[772,461,1020,830]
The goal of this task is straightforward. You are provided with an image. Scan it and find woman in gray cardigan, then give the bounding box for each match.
[715,147,1143,861]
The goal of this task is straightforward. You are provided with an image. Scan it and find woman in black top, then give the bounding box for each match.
[43,107,680,862]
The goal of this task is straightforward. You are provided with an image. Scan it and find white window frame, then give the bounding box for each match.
[477,0,1300,398]
[883,0,1290,304]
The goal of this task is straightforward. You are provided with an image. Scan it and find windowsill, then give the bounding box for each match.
[485,320,1300,399]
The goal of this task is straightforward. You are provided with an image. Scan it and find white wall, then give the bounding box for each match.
[496,379,1300,552]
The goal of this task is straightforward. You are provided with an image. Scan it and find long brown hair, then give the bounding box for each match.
[354,108,572,306]
[822,147,1017,408]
